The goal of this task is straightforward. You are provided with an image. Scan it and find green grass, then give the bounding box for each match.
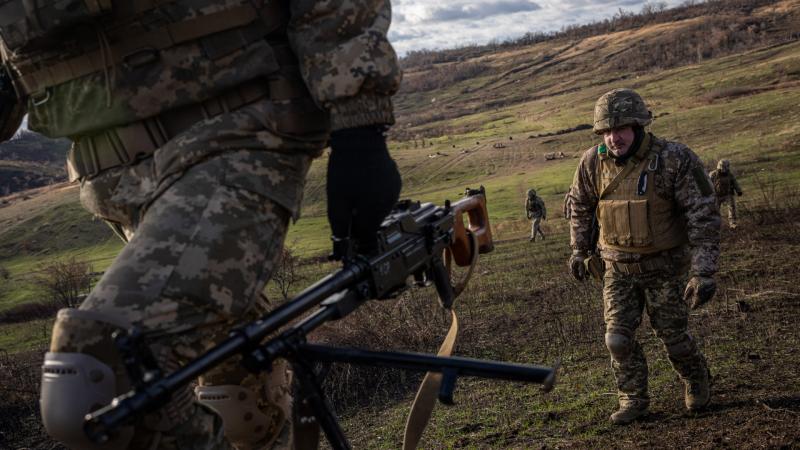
[0,318,53,353]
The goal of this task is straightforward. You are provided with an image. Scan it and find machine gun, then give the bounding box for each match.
[84,187,558,449]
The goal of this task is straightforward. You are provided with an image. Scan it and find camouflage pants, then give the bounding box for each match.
[602,268,708,402]
[74,149,308,449]
[529,216,544,241]
[716,195,737,227]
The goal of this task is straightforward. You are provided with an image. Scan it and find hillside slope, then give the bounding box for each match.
[1,2,800,448]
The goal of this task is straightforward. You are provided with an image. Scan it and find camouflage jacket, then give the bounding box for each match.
[0,0,401,139]
[525,196,546,219]
[566,134,720,277]
[709,169,743,197]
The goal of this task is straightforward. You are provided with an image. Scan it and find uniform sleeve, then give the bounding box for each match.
[540,199,547,219]
[568,148,599,253]
[674,148,721,276]
[287,0,401,131]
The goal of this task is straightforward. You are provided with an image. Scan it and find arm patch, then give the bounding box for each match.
[692,166,714,196]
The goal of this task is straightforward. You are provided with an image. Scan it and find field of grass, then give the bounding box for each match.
[1,13,800,449]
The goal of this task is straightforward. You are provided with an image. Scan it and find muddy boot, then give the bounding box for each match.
[529,236,535,242]
[610,398,649,425]
[685,368,711,411]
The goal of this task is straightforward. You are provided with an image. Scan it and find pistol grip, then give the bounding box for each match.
[430,258,455,309]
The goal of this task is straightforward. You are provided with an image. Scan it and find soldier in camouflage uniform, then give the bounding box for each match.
[565,89,720,425]
[525,188,547,241]
[0,1,401,449]
[709,159,743,228]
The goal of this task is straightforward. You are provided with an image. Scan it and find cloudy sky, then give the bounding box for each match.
[389,0,687,55]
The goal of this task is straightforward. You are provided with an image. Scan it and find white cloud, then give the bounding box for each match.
[390,0,686,55]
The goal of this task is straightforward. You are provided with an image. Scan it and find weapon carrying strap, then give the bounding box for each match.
[402,231,479,450]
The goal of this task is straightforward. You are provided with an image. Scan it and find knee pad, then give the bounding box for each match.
[195,385,283,447]
[41,308,133,449]
[605,332,633,361]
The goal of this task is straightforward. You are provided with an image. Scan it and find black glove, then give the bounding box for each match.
[327,125,401,258]
[568,251,587,281]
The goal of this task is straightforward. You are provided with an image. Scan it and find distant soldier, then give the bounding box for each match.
[566,89,720,425]
[709,159,743,228]
[525,188,547,241]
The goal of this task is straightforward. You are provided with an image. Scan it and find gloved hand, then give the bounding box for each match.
[327,125,402,258]
[737,190,743,197]
[526,211,532,219]
[683,276,717,310]
[568,251,587,281]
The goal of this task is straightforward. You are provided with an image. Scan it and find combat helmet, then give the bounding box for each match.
[717,159,730,172]
[593,88,652,134]
[527,188,537,197]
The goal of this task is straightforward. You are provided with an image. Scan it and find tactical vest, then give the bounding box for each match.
[713,172,732,196]
[595,134,688,254]
[0,0,328,180]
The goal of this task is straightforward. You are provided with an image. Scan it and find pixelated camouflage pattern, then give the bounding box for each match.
[593,88,652,134]
[567,133,721,277]
[3,0,400,137]
[603,269,709,402]
[288,0,401,130]
[74,147,300,448]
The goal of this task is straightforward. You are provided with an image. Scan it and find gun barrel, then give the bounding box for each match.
[299,344,554,385]
[85,262,367,442]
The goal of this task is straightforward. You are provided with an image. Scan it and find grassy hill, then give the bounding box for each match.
[1,1,800,448]
[0,130,70,197]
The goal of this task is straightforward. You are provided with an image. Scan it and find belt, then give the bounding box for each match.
[66,74,325,181]
[608,255,672,275]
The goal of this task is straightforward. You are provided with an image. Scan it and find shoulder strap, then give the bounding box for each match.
[599,134,660,199]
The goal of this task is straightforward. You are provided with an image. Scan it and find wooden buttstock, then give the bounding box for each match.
[450,192,494,267]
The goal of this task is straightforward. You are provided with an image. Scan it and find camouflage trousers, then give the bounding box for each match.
[72,149,310,449]
[602,268,708,402]
[529,216,544,241]
[716,195,738,227]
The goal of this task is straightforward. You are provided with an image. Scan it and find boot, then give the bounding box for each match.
[610,398,649,425]
[685,368,711,411]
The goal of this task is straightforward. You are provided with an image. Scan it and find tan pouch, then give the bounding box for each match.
[628,199,651,246]
[598,199,652,248]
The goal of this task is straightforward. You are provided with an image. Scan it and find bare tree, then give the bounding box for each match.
[31,257,93,308]
[272,247,300,301]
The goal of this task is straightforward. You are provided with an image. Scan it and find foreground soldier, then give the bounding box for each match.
[0,1,401,449]
[525,188,547,241]
[565,89,720,424]
[709,159,743,228]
